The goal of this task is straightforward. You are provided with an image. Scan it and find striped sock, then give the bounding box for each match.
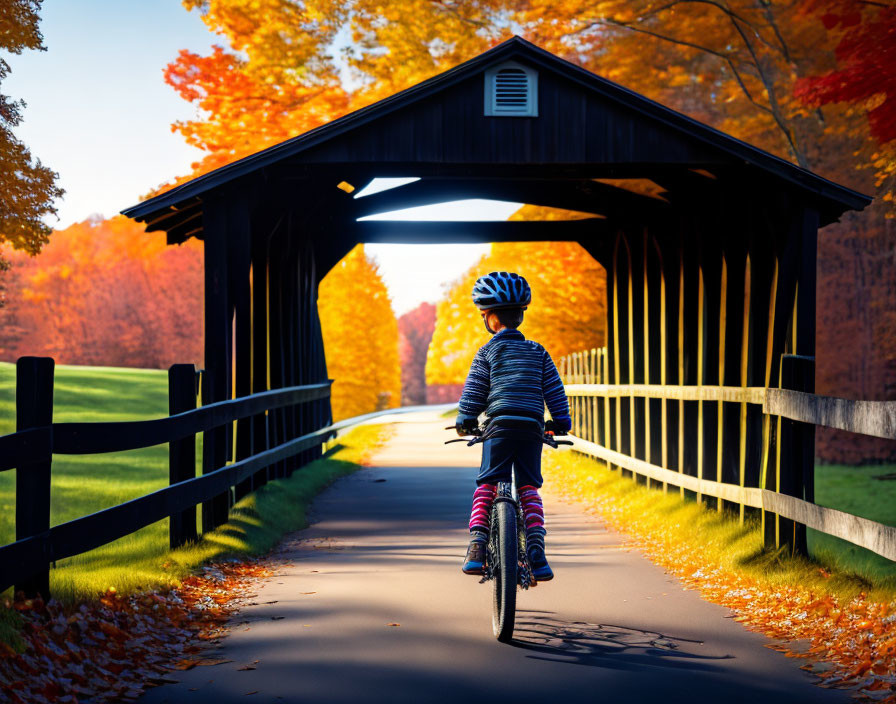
[518,485,545,531]
[469,484,497,534]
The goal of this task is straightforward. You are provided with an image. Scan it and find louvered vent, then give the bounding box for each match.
[485,62,537,117]
[494,69,529,113]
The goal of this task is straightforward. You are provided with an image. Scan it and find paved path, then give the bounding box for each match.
[142,411,845,704]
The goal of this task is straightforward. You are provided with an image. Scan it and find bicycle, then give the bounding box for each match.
[445,418,572,642]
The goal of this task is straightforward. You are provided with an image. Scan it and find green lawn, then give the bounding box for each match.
[0,362,392,603]
[0,362,175,561]
[811,463,896,582]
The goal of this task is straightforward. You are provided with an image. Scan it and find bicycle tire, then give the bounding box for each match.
[491,499,517,642]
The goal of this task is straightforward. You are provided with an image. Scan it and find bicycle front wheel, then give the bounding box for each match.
[491,499,518,642]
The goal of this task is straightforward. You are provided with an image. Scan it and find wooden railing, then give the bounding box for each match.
[1,356,335,598]
[559,347,896,563]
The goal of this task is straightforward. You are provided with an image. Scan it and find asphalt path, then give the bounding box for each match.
[141,411,846,704]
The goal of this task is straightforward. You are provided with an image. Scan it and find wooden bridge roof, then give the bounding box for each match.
[122,36,870,242]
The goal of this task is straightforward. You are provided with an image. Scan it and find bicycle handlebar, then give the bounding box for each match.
[443,424,572,448]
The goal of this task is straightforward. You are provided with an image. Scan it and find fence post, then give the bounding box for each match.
[15,357,54,599]
[774,354,814,556]
[201,372,230,532]
[169,364,199,549]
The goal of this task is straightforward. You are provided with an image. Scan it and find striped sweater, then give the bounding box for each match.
[457,329,571,431]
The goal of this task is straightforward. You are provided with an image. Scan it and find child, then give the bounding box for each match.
[456,271,571,581]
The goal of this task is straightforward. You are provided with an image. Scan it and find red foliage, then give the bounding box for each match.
[0,216,203,369]
[398,302,435,406]
[796,7,896,143]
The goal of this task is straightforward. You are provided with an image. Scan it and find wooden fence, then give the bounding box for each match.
[559,347,896,563]
[0,356,338,599]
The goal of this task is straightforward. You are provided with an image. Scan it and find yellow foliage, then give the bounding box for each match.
[318,245,401,421]
[426,239,607,386]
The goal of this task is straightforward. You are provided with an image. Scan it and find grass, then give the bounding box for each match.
[0,361,393,603]
[543,450,896,603]
[811,463,896,583]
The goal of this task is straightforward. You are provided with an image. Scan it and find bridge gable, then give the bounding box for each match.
[297,62,724,167]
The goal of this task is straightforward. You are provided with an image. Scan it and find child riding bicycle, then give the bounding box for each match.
[456,271,571,582]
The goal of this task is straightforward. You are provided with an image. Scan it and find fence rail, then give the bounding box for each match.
[559,347,896,564]
[1,357,334,598]
[566,436,896,562]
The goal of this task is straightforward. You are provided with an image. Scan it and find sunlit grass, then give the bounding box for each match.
[0,362,175,558]
[0,361,394,603]
[543,450,896,603]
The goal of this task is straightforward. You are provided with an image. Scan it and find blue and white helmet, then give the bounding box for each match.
[471,271,532,310]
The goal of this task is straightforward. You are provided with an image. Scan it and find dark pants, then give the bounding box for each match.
[477,430,544,488]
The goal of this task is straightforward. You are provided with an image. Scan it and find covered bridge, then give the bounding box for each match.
[122,36,869,513]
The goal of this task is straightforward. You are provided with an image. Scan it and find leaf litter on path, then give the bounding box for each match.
[0,557,274,703]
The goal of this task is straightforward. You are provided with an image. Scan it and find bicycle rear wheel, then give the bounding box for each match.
[491,499,518,642]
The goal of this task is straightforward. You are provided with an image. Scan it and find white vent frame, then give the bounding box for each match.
[484,61,538,117]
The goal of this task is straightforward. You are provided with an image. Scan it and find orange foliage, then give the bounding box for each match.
[0,216,203,368]
[427,240,606,386]
[318,245,401,420]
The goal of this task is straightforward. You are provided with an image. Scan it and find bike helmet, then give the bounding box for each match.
[471,271,532,310]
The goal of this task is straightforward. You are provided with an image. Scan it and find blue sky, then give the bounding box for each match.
[5,0,508,315]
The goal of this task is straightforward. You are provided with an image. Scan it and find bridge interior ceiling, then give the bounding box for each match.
[142,160,841,253]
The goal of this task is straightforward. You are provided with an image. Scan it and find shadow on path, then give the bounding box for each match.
[511,610,733,673]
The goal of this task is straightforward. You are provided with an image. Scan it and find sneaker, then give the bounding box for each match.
[462,540,487,575]
[527,545,554,582]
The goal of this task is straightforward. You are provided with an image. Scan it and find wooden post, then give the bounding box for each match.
[15,356,54,599]
[626,233,639,478]
[776,355,814,556]
[602,348,610,451]
[657,229,681,488]
[591,348,598,444]
[716,256,728,511]
[679,235,700,498]
[251,218,273,485]
[200,372,229,531]
[202,194,233,531]
[169,364,198,549]
[696,263,705,504]
[232,201,254,501]
[737,254,752,522]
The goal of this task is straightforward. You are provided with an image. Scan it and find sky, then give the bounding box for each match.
[5,0,513,316]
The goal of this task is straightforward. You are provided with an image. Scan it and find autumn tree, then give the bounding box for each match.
[0,216,204,368]
[318,245,401,420]
[0,0,63,295]
[398,302,436,406]
[427,240,607,387]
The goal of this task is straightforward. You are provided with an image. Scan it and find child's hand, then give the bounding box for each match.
[456,417,479,436]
